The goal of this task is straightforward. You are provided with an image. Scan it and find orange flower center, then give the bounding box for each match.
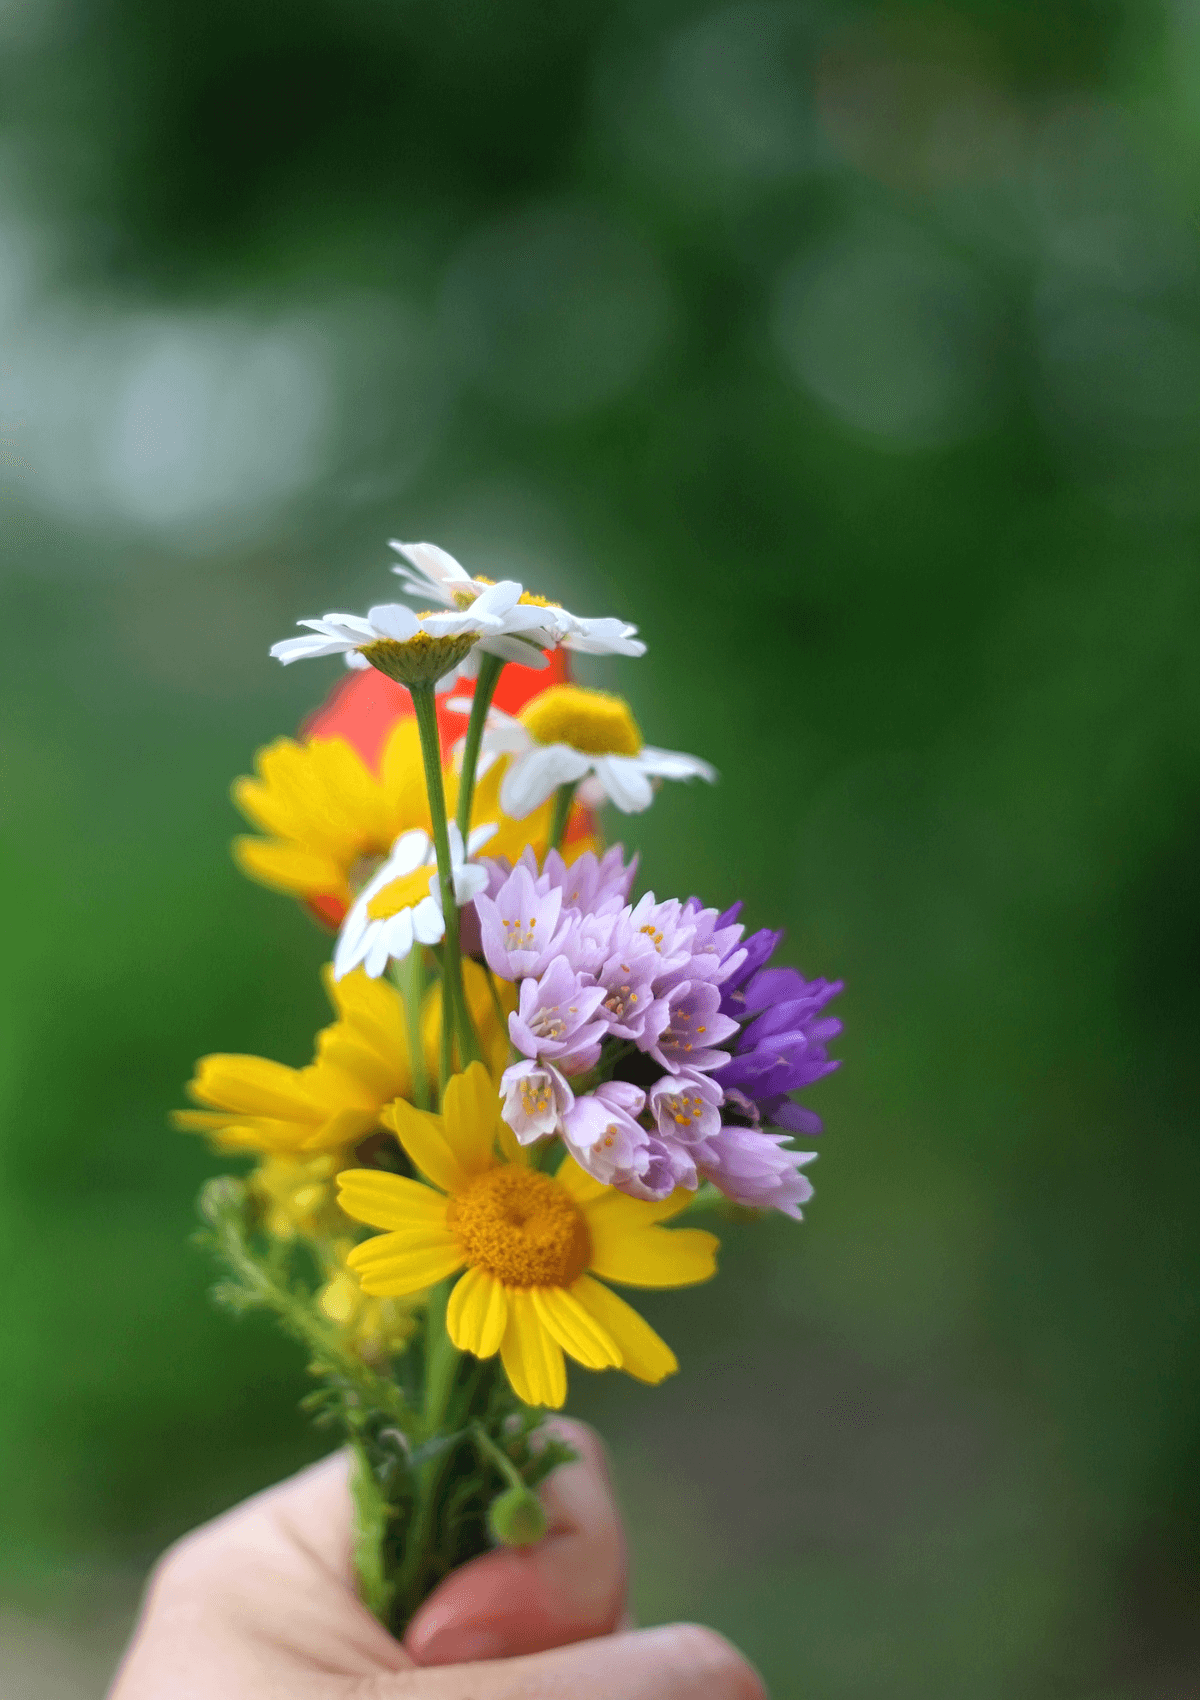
[448,1166,590,1288]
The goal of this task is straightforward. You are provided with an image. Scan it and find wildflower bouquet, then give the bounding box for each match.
[179,540,842,1633]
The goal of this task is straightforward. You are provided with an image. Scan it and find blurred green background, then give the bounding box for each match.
[3,0,1200,1693]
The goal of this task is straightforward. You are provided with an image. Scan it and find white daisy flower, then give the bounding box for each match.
[389,540,647,676]
[270,587,542,688]
[451,683,716,818]
[333,822,496,980]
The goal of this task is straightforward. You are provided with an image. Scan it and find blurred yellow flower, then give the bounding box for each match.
[338,1063,719,1409]
[318,1237,420,1363]
[174,964,514,1157]
[250,1151,345,1239]
[174,968,417,1156]
[231,718,578,923]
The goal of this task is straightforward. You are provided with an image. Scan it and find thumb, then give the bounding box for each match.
[385,1624,766,1700]
[406,1419,625,1665]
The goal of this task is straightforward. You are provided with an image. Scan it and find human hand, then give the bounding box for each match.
[107,1420,764,1699]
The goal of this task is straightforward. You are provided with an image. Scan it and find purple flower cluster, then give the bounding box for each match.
[472,849,842,1216]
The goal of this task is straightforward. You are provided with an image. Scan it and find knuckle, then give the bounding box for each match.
[146,1527,221,1597]
[668,1624,766,1700]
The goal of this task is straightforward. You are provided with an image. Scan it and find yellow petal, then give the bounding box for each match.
[347,1230,464,1297]
[320,968,412,1096]
[583,1204,719,1289]
[380,1099,472,1194]
[530,1286,621,1370]
[496,1117,530,1167]
[299,1106,380,1152]
[336,1169,448,1231]
[500,1289,567,1408]
[446,1267,508,1359]
[187,1055,323,1122]
[232,836,348,902]
[461,960,516,1084]
[570,1275,678,1385]
[441,1062,500,1178]
[379,720,431,834]
[555,1154,609,1204]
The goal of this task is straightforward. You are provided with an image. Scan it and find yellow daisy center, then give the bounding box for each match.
[519,684,642,756]
[366,864,432,921]
[359,631,476,686]
[448,1166,590,1288]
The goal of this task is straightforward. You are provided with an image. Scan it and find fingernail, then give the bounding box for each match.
[410,1627,506,1667]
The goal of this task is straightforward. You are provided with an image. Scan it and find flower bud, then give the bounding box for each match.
[197,1174,248,1227]
[487,1483,547,1548]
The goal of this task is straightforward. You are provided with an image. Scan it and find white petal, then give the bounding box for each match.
[310,613,377,641]
[412,896,447,944]
[344,650,371,670]
[383,909,415,963]
[470,580,523,620]
[560,615,646,657]
[445,821,466,866]
[637,745,718,783]
[466,822,498,855]
[593,755,654,812]
[500,746,592,818]
[367,603,421,642]
[454,863,490,903]
[270,634,351,664]
[477,633,551,665]
[393,829,434,873]
[389,540,473,590]
[363,923,395,978]
[332,907,371,979]
[479,720,531,757]
[421,608,489,638]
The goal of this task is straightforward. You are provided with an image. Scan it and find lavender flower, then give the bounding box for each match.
[563,1081,652,1189]
[649,1070,724,1146]
[542,845,637,916]
[700,1125,816,1219]
[714,966,843,1134]
[508,955,607,1073]
[649,980,740,1074]
[564,1081,698,1199]
[476,861,570,980]
[500,1058,575,1144]
[474,848,840,1216]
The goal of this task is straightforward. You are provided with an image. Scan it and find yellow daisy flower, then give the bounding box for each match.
[174,964,513,1156]
[337,1063,719,1409]
[173,968,417,1156]
[231,718,584,924]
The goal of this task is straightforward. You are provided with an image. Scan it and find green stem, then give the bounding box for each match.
[430,945,452,1096]
[350,1441,397,1625]
[423,1281,460,1431]
[547,781,577,855]
[390,950,430,1112]
[454,652,504,845]
[470,1422,526,1492]
[410,685,482,1069]
[482,961,509,1037]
